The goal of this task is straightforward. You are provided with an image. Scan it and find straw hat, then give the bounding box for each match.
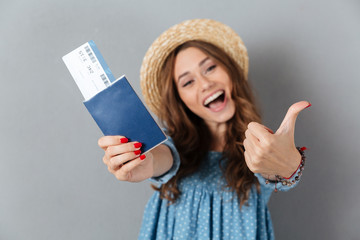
[140,19,249,116]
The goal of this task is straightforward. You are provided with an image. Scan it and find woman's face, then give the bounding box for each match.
[173,47,236,130]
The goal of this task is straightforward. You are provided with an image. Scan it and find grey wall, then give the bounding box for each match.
[1,0,359,239]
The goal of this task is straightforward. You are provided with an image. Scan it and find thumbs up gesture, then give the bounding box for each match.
[243,101,311,178]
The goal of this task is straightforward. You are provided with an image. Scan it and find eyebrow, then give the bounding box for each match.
[177,57,211,83]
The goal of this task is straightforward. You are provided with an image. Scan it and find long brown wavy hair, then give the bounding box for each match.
[153,40,262,207]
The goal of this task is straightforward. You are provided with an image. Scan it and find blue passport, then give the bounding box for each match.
[83,75,167,152]
[63,41,167,153]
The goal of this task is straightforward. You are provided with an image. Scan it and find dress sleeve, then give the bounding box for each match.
[254,164,302,192]
[148,136,181,185]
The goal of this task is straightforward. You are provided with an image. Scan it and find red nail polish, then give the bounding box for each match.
[134,150,141,155]
[265,127,274,134]
[120,138,128,143]
[305,102,312,109]
[134,142,142,148]
[140,155,146,160]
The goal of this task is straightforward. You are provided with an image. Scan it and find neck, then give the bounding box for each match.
[207,122,227,152]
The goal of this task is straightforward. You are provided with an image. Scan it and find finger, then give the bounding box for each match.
[243,138,261,173]
[244,150,256,173]
[98,135,129,150]
[247,122,272,141]
[243,134,257,157]
[264,126,274,134]
[108,165,115,174]
[105,141,142,159]
[276,101,311,135]
[114,155,147,181]
[245,129,260,145]
[109,151,141,170]
[103,155,110,165]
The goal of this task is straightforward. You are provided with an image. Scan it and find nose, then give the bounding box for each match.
[198,75,214,92]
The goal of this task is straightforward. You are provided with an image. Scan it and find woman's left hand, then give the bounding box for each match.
[243,101,311,178]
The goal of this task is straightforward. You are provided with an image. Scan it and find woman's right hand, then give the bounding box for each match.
[98,136,154,182]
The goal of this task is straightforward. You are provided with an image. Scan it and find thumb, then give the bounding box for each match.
[275,101,311,135]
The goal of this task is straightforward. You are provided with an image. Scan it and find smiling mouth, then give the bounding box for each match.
[204,90,225,108]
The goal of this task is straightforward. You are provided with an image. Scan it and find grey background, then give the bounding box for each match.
[1,0,359,239]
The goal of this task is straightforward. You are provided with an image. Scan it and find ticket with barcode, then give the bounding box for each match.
[62,40,116,100]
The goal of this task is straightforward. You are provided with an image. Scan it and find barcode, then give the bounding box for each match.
[85,45,96,63]
[100,74,110,87]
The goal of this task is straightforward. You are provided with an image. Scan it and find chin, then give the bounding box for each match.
[206,108,236,125]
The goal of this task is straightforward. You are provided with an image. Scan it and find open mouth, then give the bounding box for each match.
[203,90,225,109]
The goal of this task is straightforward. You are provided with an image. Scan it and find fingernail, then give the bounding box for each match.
[300,146,308,151]
[120,138,128,143]
[134,150,141,155]
[265,127,274,134]
[140,155,146,160]
[134,142,142,148]
[305,102,312,109]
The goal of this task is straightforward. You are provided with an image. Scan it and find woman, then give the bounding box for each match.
[98,19,310,239]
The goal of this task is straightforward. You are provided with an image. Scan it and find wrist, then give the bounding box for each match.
[150,144,174,178]
[264,147,307,192]
[146,151,158,178]
[282,150,302,179]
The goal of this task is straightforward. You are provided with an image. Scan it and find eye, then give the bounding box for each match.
[182,79,194,87]
[205,64,216,73]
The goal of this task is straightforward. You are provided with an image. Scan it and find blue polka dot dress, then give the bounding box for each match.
[138,138,300,240]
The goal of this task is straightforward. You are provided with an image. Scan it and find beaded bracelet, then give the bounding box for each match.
[265,147,307,192]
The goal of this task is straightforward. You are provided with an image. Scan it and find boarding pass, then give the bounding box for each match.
[62,40,116,100]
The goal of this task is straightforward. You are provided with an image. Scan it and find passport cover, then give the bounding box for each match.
[83,75,167,153]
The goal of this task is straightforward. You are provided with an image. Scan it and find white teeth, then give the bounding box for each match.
[204,90,224,106]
